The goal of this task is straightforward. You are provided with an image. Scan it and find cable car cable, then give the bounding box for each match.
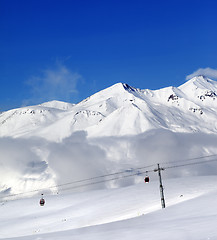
[163,158,217,170]
[1,155,217,200]
[0,164,156,200]
[157,153,217,165]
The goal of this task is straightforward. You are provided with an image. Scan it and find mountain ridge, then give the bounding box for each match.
[1,76,217,140]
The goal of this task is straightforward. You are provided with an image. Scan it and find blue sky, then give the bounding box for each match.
[1,0,217,111]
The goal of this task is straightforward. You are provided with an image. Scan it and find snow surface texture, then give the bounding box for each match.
[1,176,217,239]
[1,76,217,239]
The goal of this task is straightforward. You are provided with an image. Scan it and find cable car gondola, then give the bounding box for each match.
[144,172,149,183]
[39,194,45,206]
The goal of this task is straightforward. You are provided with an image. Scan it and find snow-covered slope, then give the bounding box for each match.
[1,176,217,240]
[39,100,75,110]
[1,76,217,140]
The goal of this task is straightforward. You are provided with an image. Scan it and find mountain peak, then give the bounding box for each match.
[122,83,137,92]
[80,83,135,104]
[190,75,211,84]
[39,100,75,110]
[179,75,217,91]
[193,74,208,80]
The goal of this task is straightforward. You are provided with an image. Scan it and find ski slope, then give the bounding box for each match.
[1,176,217,240]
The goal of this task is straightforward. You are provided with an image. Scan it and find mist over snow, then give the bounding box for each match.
[0,137,55,197]
[1,129,217,197]
[46,131,109,190]
[90,129,217,180]
[0,132,108,196]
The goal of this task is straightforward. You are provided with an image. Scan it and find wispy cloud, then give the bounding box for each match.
[24,63,82,105]
[186,67,217,80]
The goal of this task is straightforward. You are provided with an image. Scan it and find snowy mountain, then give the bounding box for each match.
[1,76,217,202]
[1,76,217,239]
[1,75,217,140]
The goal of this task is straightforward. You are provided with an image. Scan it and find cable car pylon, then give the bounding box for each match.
[154,164,166,209]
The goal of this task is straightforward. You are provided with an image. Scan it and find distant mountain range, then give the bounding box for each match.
[1,75,217,141]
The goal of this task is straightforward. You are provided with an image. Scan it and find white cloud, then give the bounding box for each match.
[1,129,217,198]
[0,132,109,197]
[25,63,82,105]
[47,131,109,191]
[92,129,217,181]
[0,137,55,196]
[186,67,217,80]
